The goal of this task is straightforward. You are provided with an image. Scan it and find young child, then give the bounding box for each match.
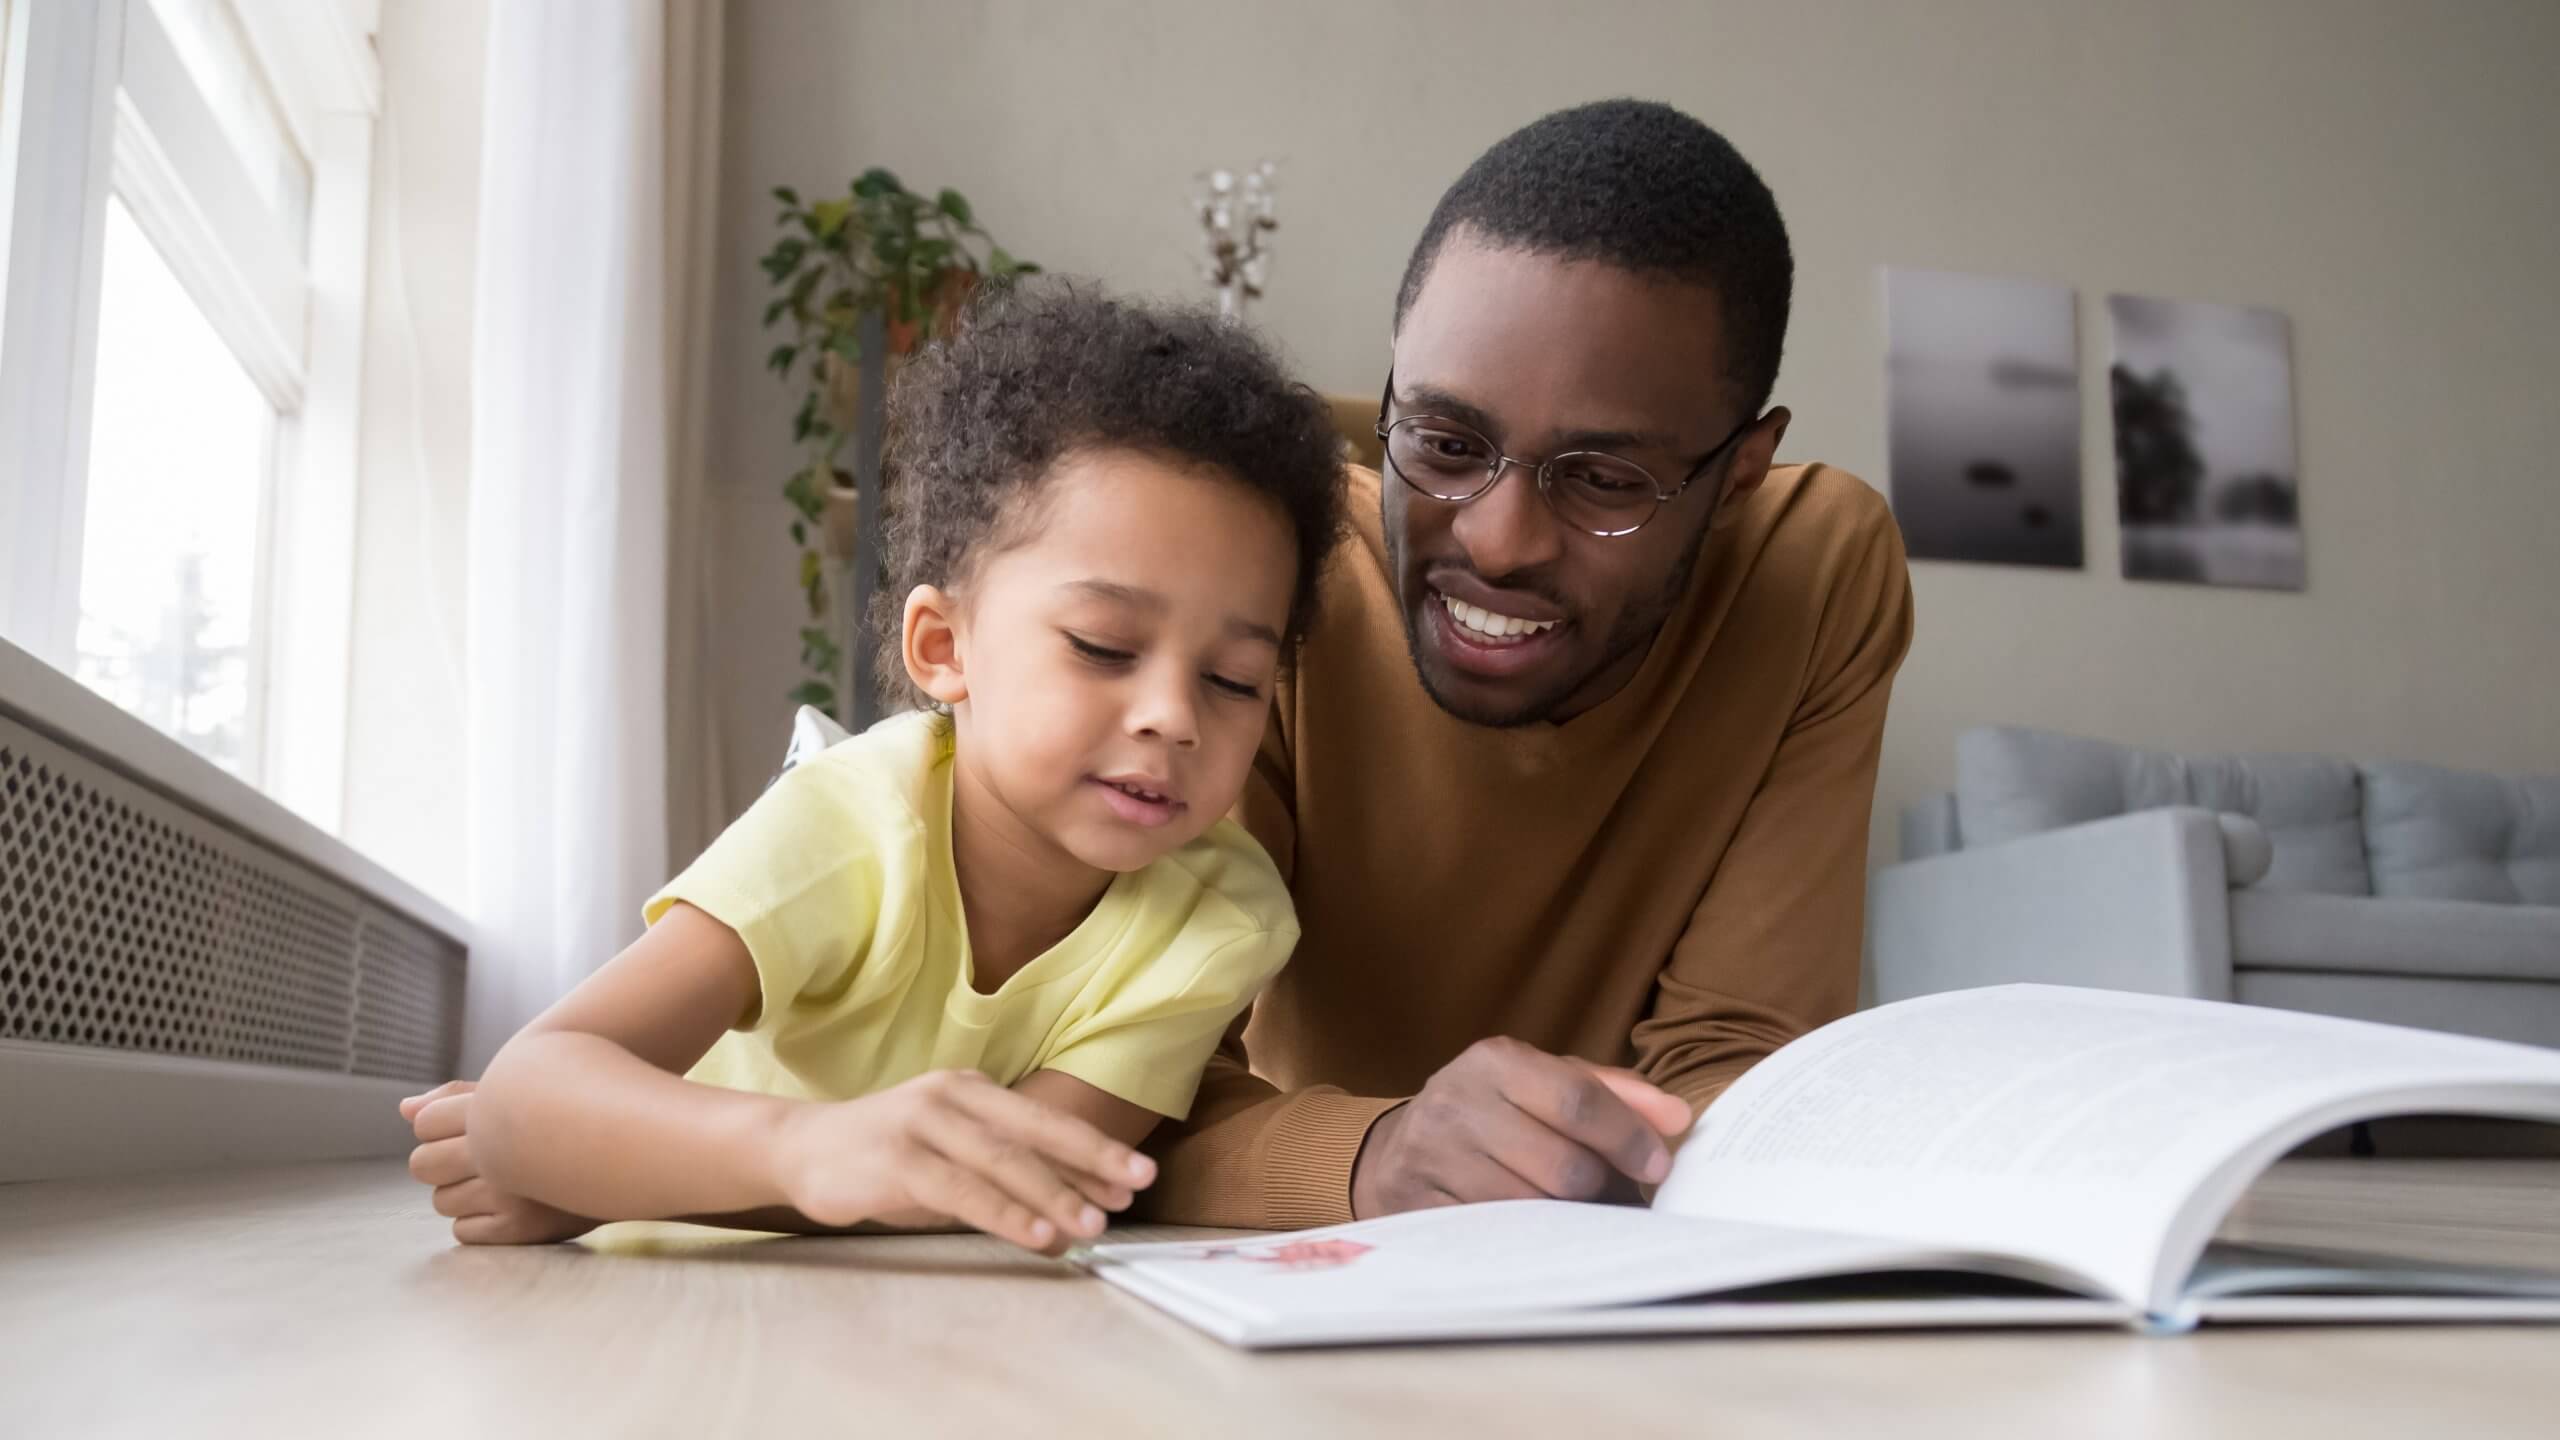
[405,281,1344,1255]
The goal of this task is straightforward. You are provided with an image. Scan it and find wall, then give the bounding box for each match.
[339,0,487,910]
[708,0,2560,850]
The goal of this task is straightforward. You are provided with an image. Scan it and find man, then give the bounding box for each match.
[1142,98,1913,1227]
[405,99,1912,1237]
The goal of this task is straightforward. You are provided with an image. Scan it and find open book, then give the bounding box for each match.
[1086,985,2560,1348]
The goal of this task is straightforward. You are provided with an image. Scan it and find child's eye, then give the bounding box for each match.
[1065,634,1135,667]
[1205,674,1264,701]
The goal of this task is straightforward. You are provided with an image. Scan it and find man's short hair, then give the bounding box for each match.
[1393,99,1794,416]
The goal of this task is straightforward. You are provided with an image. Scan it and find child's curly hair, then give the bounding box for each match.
[873,279,1347,711]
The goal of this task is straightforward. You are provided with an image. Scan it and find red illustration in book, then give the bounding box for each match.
[1173,1238,1376,1271]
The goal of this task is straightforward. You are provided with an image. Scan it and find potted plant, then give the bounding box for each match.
[759,167,1037,720]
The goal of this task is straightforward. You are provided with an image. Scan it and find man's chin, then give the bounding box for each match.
[1403,608,1575,730]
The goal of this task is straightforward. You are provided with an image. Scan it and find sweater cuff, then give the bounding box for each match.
[1257,1090,1406,1229]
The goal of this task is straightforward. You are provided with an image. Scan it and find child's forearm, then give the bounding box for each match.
[472,1029,800,1222]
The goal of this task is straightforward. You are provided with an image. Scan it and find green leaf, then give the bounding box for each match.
[792,392,818,443]
[988,245,1017,278]
[1012,260,1042,275]
[936,189,973,225]
[790,519,807,545]
[872,229,909,264]
[799,549,823,592]
[828,333,862,364]
[762,296,793,327]
[772,185,801,206]
[765,343,797,376]
[789,680,837,710]
[852,167,903,199]
[759,237,808,283]
[809,198,852,240]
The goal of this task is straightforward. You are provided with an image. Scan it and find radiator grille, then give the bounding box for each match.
[0,712,463,1082]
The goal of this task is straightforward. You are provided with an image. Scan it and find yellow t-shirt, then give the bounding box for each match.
[644,710,1296,1119]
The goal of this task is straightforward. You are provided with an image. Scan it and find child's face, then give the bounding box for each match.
[916,448,1299,876]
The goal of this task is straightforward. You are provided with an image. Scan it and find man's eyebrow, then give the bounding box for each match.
[1392,381,1684,457]
[1061,578,1281,648]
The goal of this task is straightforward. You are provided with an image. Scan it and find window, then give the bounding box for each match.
[0,0,379,825]
[75,196,275,777]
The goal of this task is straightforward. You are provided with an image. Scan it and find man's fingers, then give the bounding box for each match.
[1438,1149,1549,1205]
[948,1080,1156,1189]
[1471,1101,1618,1200]
[1498,1057,1671,1186]
[411,1093,471,1144]
[408,1136,476,1187]
[398,1079,475,1124]
[1582,1065,1695,1139]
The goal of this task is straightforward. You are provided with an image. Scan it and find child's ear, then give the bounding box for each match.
[902,585,969,706]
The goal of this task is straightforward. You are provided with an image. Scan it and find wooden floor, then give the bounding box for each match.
[3,1158,2559,1438]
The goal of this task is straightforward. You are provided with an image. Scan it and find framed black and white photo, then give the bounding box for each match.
[1883,267,2083,570]
[2108,294,2303,590]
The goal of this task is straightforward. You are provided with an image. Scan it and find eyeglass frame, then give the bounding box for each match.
[1373,368,1756,538]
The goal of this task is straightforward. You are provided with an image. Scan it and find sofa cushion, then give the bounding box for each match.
[2362,762,2560,906]
[1955,726,2370,895]
[2230,891,2560,982]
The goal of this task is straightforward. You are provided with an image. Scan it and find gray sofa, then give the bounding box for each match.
[1873,726,2560,1048]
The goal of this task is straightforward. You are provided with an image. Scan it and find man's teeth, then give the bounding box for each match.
[1442,593,1560,640]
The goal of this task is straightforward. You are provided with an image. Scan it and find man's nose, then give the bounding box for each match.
[1448,462,1567,580]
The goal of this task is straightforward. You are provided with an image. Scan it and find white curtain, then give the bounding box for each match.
[463,0,725,1071]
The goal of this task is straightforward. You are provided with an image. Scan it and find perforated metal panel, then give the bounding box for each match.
[0,712,463,1082]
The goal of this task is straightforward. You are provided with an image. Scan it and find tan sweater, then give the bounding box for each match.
[1141,462,1917,1229]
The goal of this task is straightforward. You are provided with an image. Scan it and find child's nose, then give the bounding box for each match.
[1127,673,1200,749]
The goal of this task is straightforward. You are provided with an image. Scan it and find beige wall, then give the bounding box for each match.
[340,0,488,909]
[708,0,2560,851]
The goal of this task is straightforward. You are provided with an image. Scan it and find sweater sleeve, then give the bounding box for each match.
[1135,709,1404,1229]
[1631,493,1917,1119]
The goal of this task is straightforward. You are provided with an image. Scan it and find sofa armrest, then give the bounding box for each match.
[1869,806,2237,1005]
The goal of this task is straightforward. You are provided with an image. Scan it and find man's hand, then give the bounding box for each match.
[774,1069,1157,1257]
[1349,1037,1693,1219]
[401,1080,598,1245]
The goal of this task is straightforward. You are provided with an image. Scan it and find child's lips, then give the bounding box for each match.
[1090,775,1185,828]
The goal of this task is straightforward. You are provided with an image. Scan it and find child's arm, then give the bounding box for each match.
[1015,1071,1165,1150]
[470,903,1155,1253]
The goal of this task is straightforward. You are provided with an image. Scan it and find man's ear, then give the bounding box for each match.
[902,585,969,706]
[1719,405,1791,503]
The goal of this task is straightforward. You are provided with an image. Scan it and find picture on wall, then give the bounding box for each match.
[2108,294,2302,590]
[1882,266,2083,569]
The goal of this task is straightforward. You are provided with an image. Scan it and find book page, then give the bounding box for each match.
[1087,1200,2101,1346]
[1653,985,2560,1310]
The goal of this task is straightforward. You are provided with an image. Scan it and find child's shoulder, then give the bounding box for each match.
[1137,816,1299,947]
[739,709,946,859]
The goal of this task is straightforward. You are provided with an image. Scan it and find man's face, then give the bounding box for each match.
[1383,235,1780,727]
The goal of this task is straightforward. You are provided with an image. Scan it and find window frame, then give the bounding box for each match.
[0,0,379,830]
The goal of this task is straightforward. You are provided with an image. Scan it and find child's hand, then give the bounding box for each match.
[774,1070,1156,1256]
[402,1080,597,1246]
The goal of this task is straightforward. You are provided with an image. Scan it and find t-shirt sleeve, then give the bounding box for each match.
[1034,927,1296,1122]
[643,757,892,1029]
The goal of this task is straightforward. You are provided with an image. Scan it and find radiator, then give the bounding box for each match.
[1,710,464,1081]
[0,643,469,1180]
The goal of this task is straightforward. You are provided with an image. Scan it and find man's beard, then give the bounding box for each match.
[1384,497,1702,730]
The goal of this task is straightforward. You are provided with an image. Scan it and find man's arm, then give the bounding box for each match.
[1633,499,1918,1117]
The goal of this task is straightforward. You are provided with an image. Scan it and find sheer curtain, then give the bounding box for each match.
[463,0,726,1070]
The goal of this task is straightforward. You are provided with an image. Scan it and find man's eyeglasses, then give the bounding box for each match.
[1374,371,1751,538]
